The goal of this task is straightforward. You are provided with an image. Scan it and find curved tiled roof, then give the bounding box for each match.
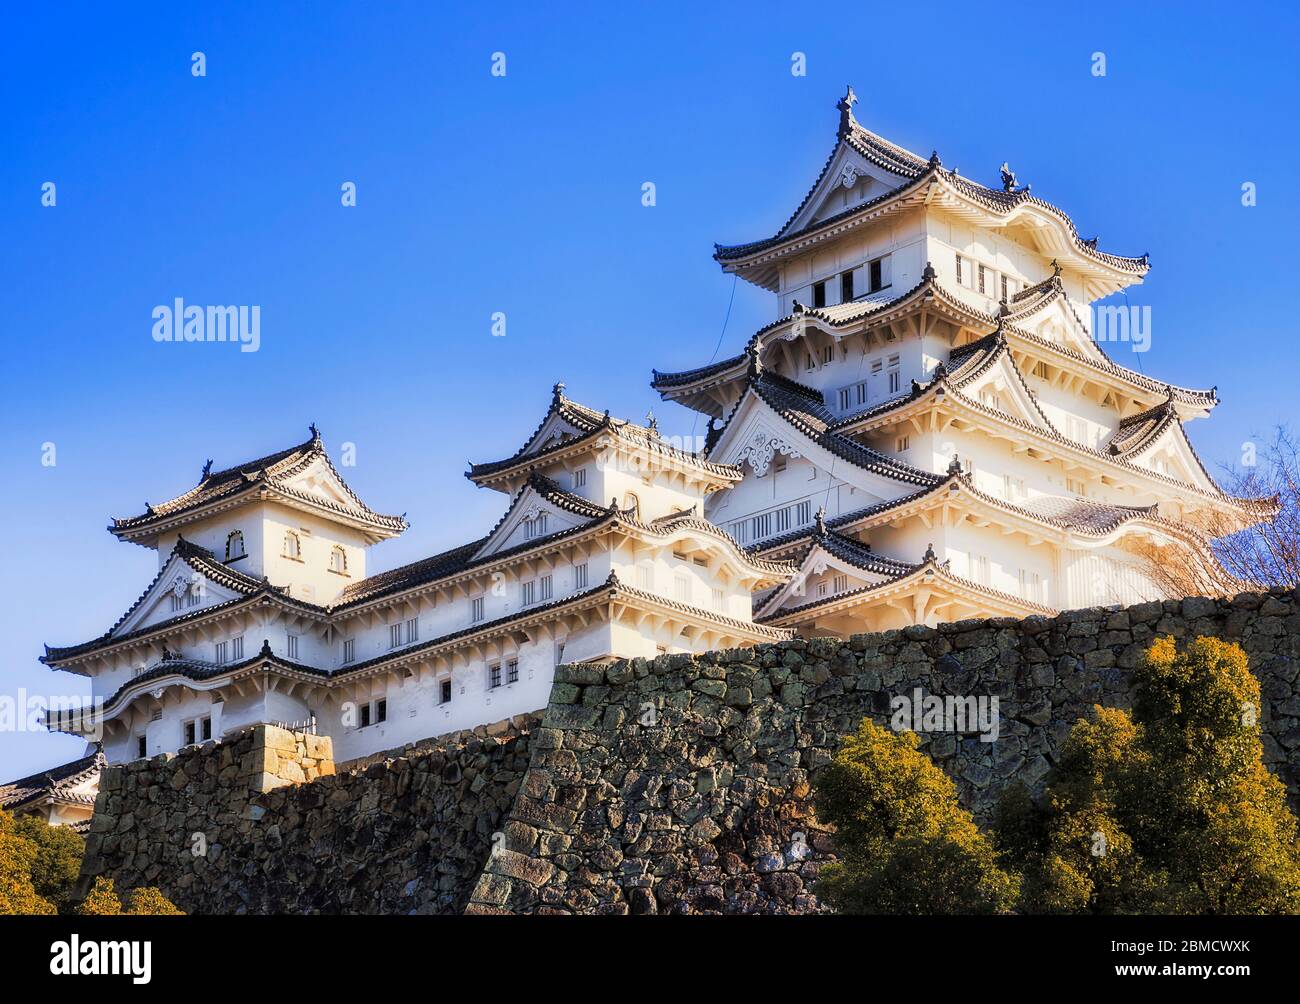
[0,751,104,812]
[41,538,309,662]
[743,371,944,488]
[713,100,1148,278]
[111,430,407,537]
[468,384,741,483]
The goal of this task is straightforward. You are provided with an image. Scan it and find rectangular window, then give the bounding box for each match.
[389,623,403,649]
[955,253,965,286]
[812,280,826,309]
[675,576,691,603]
[1000,274,1008,301]
[287,635,299,659]
[805,351,815,371]
[188,588,199,608]
[978,264,988,295]
[488,664,502,689]
[751,512,772,540]
[405,618,418,644]
[376,699,386,723]
[521,579,536,606]
[796,500,812,526]
[821,345,833,365]
[507,659,519,684]
[231,636,243,660]
[471,596,484,622]
[972,555,990,585]
[572,467,587,489]
[896,435,910,453]
[1067,477,1087,497]
[171,594,183,613]
[636,565,654,591]
[888,369,901,394]
[200,716,211,741]
[712,588,724,611]
[574,563,588,590]
[775,506,791,533]
[838,387,851,411]
[184,720,196,746]
[215,641,228,665]
[840,270,854,302]
[342,638,355,664]
[833,573,849,593]
[359,702,372,728]
[539,574,553,601]
[869,257,884,292]
[440,679,452,705]
[136,735,147,759]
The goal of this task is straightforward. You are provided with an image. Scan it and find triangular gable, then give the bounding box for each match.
[278,454,364,509]
[473,482,594,560]
[1021,295,1106,363]
[710,382,939,500]
[785,141,914,236]
[756,541,896,618]
[954,345,1057,434]
[519,411,592,459]
[111,549,248,637]
[1123,419,1221,494]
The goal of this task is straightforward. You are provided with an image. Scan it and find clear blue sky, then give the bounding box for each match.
[2,1,1297,778]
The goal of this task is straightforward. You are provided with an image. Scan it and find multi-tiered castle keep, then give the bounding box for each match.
[653,87,1269,636]
[31,89,1269,778]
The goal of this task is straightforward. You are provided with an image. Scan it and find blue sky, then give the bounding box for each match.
[2,1,1297,777]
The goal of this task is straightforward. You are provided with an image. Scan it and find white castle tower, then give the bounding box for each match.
[652,88,1272,636]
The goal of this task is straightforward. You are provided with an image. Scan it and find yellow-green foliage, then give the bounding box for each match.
[0,809,55,915]
[14,814,84,911]
[0,809,184,916]
[999,636,1300,914]
[76,876,183,916]
[813,718,1019,914]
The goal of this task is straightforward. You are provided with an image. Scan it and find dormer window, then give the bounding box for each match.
[524,513,549,540]
[225,530,246,561]
[283,531,301,559]
[329,545,347,574]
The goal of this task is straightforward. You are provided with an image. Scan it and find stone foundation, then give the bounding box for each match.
[80,589,1300,914]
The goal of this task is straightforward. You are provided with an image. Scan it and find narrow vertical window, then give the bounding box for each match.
[574,562,588,590]
[440,679,452,704]
[283,531,300,559]
[540,574,553,601]
[471,596,484,622]
[287,634,299,659]
[812,280,827,309]
[330,545,347,573]
[136,735,147,759]
[231,636,243,660]
[955,253,963,285]
[869,257,883,292]
[840,269,854,302]
[389,623,403,649]
[507,659,519,684]
[225,530,245,561]
[343,638,355,663]
[405,617,418,644]
[488,664,502,689]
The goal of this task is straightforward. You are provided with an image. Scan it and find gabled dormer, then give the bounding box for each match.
[109,427,407,603]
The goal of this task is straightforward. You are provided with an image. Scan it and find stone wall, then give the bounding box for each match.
[467,588,1300,914]
[81,589,1300,914]
[80,715,538,914]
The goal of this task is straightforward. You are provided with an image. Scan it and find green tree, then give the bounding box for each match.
[76,876,183,916]
[1000,636,1300,914]
[0,809,55,915]
[14,814,84,911]
[813,718,1019,914]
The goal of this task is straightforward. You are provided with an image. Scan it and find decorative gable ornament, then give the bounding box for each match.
[739,428,801,477]
[839,164,860,189]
